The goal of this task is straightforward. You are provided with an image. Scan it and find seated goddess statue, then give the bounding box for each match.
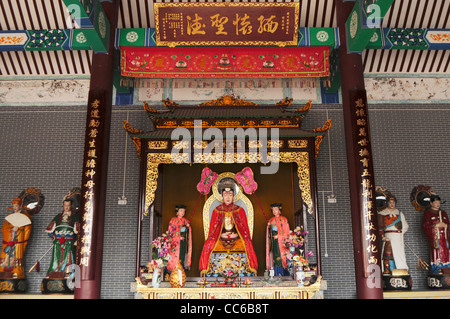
[199,178,258,277]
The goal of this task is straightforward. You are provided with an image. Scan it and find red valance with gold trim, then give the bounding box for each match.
[120,46,329,78]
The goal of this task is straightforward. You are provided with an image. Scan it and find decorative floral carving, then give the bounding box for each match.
[197,95,258,107]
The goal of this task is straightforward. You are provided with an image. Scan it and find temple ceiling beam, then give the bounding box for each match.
[2,27,449,52]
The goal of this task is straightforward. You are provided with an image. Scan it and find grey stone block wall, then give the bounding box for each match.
[0,101,448,298]
[368,104,450,293]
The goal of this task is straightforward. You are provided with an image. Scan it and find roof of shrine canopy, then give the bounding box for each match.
[142,96,311,120]
[0,0,449,79]
[123,96,332,158]
[123,97,331,142]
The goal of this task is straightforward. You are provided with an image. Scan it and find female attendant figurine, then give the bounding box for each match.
[266,203,291,276]
[378,195,409,274]
[0,198,32,279]
[422,195,450,274]
[166,205,192,273]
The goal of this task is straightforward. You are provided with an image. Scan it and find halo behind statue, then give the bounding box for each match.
[375,186,392,212]
[203,172,254,240]
[18,188,45,215]
[63,187,81,212]
[212,174,244,202]
[410,185,435,212]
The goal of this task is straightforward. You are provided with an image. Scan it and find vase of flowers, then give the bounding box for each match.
[295,266,306,287]
[223,269,236,285]
[284,226,313,276]
[150,226,176,281]
[151,267,161,288]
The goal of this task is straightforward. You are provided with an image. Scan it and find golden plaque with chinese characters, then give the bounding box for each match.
[154,2,300,47]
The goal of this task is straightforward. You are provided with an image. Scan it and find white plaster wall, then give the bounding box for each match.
[364,77,450,103]
[0,78,90,106]
[1,76,449,106]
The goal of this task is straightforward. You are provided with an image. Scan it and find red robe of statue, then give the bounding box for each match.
[422,208,450,266]
[266,215,290,270]
[167,216,192,272]
[199,203,258,274]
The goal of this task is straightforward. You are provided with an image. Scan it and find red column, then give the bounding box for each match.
[335,0,383,299]
[74,0,119,299]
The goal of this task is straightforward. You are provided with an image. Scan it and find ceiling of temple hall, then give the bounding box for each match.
[0,0,449,77]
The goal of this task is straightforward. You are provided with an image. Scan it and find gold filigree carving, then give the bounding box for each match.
[276,97,293,107]
[294,100,312,113]
[244,120,257,127]
[143,101,159,113]
[158,119,298,129]
[288,140,308,148]
[145,153,178,216]
[214,120,242,127]
[313,119,332,133]
[132,138,142,160]
[197,95,258,107]
[313,119,332,158]
[181,120,195,126]
[123,120,143,134]
[144,152,312,216]
[248,140,284,148]
[172,140,190,149]
[148,141,168,150]
[193,141,209,149]
[260,120,274,126]
[162,120,177,127]
[268,140,283,148]
[134,275,322,299]
[277,120,294,126]
[123,121,143,159]
[313,136,323,159]
[162,98,180,108]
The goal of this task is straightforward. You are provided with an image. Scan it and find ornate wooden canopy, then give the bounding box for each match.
[124,96,331,161]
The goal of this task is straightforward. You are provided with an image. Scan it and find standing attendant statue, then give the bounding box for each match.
[45,198,80,277]
[266,203,291,276]
[422,195,450,275]
[378,195,409,275]
[0,198,32,280]
[166,204,192,272]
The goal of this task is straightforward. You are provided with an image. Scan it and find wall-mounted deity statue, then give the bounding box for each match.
[378,195,409,275]
[422,195,450,276]
[376,186,412,290]
[41,188,80,294]
[45,198,80,277]
[0,198,32,280]
[411,185,450,288]
[0,188,44,293]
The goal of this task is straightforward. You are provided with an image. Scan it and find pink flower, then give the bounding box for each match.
[224,269,235,277]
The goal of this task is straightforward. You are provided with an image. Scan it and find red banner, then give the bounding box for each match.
[120,46,329,78]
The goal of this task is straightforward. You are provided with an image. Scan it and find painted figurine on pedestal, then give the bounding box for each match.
[422,195,450,275]
[45,198,80,277]
[199,179,258,276]
[41,197,79,294]
[378,195,412,290]
[166,204,192,273]
[0,198,32,280]
[378,195,409,274]
[266,203,291,276]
